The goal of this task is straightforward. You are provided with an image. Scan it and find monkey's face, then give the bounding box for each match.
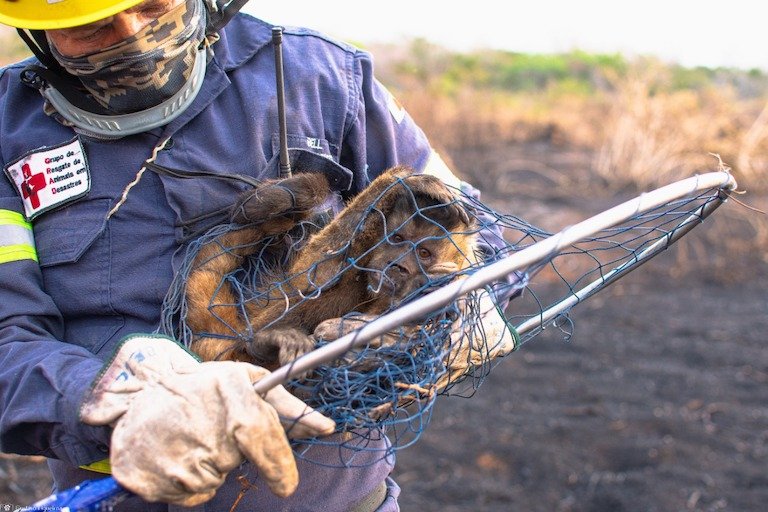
[363,193,476,310]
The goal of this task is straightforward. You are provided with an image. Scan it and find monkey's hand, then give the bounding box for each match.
[230,173,331,225]
[314,314,420,367]
[400,173,471,226]
[248,328,318,374]
[314,314,402,346]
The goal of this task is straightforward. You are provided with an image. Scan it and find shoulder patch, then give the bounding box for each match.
[4,137,91,220]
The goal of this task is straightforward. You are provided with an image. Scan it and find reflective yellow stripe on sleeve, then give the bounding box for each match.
[0,210,37,264]
[79,458,112,474]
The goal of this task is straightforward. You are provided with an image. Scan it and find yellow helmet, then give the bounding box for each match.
[0,0,145,30]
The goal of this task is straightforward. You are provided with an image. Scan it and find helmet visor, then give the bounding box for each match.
[0,0,145,30]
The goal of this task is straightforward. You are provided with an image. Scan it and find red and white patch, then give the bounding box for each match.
[4,138,90,220]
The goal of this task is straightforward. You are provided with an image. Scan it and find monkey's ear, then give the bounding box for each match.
[456,201,476,228]
[404,177,475,230]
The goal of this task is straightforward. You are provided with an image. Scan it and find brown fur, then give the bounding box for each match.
[185,166,477,368]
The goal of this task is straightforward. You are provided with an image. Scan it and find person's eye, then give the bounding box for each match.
[139,0,176,18]
[75,25,109,42]
[140,6,167,17]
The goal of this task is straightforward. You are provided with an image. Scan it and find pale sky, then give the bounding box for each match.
[244,1,768,71]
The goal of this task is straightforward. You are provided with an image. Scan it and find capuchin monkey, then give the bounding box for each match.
[184,166,478,369]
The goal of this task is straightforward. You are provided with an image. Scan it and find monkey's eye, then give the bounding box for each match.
[417,247,432,259]
[389,233,404,243]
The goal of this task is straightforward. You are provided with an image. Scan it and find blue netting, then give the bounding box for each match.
[157,170,728,466]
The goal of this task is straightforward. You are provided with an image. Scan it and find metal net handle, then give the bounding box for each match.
[252,171,737,394]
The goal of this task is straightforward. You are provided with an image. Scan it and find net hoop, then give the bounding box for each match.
[252,171,737,394]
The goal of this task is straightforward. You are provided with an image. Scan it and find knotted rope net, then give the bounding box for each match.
[158,169,735,467]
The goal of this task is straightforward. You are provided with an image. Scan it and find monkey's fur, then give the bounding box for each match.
[185,166,477,369]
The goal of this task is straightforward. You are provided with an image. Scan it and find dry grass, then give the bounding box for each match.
[394,61,767,281]
[0,26,30,66]
[399,60,767,195]
[738,98,768,185]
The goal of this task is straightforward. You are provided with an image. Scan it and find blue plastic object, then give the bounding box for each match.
[21,476,130,512]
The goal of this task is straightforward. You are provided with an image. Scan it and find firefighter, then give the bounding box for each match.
[0,1,507,510]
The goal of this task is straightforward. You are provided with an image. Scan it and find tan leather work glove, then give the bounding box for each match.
[79,334,335,507]
[438,286,518,388]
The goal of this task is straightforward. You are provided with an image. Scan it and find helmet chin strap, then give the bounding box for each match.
[17,1,248,139]
[207,0,251,33]
[40,45,208,139]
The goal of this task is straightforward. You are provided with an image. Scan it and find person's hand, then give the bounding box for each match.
[438,286,517,388]
[79,334,335,506]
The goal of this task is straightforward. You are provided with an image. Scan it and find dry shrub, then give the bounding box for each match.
[737,98,768,187]
[395,59,767,282]
[537,92,608,148]
[401,84,609,153]
[403,86,550,148]
[593,63,741,191]
[398,58,766,194]
[588,63,767,279]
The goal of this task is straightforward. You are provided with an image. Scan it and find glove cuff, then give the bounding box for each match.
[79,334,199,426]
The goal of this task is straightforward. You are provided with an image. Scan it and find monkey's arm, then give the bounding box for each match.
[186,173,335,362]
[286,165,464,276]
[293,166,414,255]
[262,167,420,322]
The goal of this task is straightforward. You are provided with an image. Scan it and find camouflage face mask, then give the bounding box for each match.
[48,0,206,114]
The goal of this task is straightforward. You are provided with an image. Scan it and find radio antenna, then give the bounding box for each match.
[272,26,292,178]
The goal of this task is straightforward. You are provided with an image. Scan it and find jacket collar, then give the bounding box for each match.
[210,13,274,72]
[157,13,273,140]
